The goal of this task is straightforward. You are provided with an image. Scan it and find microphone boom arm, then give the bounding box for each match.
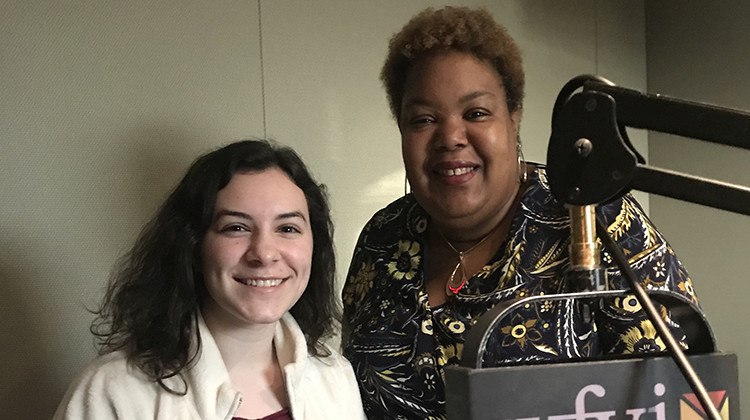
[547,75,750,214]
[545,75,750,420]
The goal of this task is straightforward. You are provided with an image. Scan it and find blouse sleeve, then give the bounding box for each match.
[593,193,699,354]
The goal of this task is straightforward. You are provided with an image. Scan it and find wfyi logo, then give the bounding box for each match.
[498,383,729,420]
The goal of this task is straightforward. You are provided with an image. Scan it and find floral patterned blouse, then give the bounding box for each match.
[341,166,698,420]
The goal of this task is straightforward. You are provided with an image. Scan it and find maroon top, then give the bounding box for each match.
[233,408,292,420]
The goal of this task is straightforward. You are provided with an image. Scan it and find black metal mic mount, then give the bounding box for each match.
[545,74,750,420]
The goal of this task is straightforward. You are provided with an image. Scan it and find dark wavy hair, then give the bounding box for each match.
[91,139,338,392]
[381,6,525,120]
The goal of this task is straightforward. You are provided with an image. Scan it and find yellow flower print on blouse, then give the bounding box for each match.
[442,318,466,334]
[435,342,463,368]
[678,277,698,303]
[500,313,542,350]
[421,318,433,335]
[387,240,421,281]
[615,294,642,313]
[343,260,376,306]
[622,320,666,354]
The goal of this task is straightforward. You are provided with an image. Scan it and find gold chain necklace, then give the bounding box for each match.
[440,231,493,295]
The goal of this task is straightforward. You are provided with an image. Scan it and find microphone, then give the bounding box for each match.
[566,204,606,293]
[564,204,606,324]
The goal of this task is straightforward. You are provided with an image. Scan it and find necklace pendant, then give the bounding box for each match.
[447,277,466,294]
[446,261,467,295]
[440,228,493,296]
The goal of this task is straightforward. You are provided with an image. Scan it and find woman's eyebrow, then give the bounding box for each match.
[458,90,495,104]
[402,90,495,109]
[213,209,308,223]
[214,209,251,221]
[277,211,308,223]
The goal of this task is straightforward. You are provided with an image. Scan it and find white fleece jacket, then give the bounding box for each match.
[53,313,366,420]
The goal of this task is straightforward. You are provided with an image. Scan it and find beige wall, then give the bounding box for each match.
[1,1,647,417]
[646,1,750,409]
[1,1,265,417]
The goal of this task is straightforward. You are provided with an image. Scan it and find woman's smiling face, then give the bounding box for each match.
[200,168,313,328]
[399,51,522,231]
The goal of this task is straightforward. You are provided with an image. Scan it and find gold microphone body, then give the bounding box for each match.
[566,205,607,292]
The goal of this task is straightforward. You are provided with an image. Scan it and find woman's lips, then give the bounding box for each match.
[431,160,480,185]
[436,166,476,177]
[234,278,284,287]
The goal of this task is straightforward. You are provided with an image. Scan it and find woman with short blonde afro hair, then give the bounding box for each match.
[381,6,525,120]
[344,5,696,420]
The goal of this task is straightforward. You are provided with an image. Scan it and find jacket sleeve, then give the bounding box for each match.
[52,353,164,420]
[339,355,368,420]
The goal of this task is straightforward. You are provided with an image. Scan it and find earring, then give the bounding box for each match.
[517,144,528,184]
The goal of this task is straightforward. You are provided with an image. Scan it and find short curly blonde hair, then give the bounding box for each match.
[381,6,525,120]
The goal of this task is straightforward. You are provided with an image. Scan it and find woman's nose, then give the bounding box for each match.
[433,116,467,151]
[244,231,280,264]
